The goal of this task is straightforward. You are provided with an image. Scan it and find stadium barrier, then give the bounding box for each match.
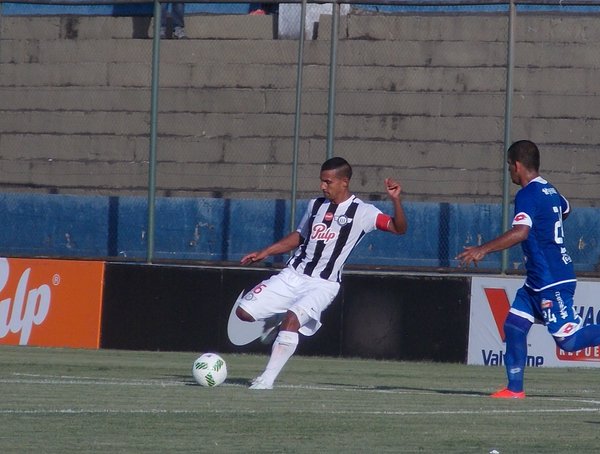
[2,257,600,368]
[0,257,469,362]
[2,193,600,271]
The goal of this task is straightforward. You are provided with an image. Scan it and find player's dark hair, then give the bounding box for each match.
[321,157,352,180]
[508,140,540,171]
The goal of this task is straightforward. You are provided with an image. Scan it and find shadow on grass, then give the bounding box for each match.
[169,374,250,387]
[319,382,490,397]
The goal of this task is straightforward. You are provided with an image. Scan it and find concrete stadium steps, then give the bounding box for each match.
[0,13,599,203]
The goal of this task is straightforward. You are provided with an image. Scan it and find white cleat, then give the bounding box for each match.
[249,376,273,390]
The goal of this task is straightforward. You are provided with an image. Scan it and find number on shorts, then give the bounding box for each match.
[252,283,267,294]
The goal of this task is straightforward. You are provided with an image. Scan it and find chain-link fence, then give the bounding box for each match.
[0,1,599,273]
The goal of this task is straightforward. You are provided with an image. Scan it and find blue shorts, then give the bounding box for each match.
[509,283,583,338]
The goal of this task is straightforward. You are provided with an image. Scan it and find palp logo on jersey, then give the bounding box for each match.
[311,223,337,243]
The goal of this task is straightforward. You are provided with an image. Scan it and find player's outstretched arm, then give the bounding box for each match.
[240,231,302,265]
[384,178,408,235]
[456,225,529,267]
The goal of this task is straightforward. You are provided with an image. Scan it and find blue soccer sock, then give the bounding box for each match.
[503,313,532,393]
[556,324,600,352]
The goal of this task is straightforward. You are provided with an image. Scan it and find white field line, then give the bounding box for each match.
[0,408,599,416]
[3,373,600,411]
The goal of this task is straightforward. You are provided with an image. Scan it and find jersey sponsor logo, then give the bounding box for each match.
[311,223,337,243]
[513,213,528,222]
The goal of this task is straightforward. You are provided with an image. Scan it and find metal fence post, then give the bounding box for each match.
[326,0,340,160]
[501,0,516,273]
[290,0,307,233]
[147,0,161,263]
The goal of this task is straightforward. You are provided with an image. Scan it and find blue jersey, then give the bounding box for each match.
[512,176,576,291]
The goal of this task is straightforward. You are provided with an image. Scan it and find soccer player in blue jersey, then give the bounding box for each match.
[457,140,600,399]
[236,157,408,389]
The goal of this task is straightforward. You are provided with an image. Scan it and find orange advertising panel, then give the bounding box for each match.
[0,257,105,349]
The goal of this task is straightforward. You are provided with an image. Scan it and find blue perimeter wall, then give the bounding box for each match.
[1,193,599,272]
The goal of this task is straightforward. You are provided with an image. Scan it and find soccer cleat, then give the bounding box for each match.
[491,388,526,399]
[249,376,273,390]
[260,313,285,344]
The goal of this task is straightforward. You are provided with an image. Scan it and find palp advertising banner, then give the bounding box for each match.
[0,257,105,349]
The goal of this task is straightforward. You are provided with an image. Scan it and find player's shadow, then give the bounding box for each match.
[380,385,490,397]
[320,382,490,397]
[170,374,250,387]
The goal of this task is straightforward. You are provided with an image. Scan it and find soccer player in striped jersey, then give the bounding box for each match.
[236,157,408,389]
[457,140,600,399]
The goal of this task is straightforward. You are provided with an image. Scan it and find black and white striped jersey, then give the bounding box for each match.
[287,195,387,282]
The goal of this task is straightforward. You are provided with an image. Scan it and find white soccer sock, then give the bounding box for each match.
[259,330,299,386]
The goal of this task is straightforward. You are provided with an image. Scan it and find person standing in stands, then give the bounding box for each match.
[161,2,186,39]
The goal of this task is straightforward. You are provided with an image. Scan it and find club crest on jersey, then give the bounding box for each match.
[311,223,337,242]
[336,215,351,226]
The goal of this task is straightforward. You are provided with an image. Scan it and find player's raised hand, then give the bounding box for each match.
[385,178,402,198]
[240,252,261,265]
[456,246,485,267]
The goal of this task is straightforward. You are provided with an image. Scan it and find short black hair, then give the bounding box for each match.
[508,140,540,171]
[321,157,352,180]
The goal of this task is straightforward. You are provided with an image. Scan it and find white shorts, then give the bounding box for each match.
[238,267,340,336]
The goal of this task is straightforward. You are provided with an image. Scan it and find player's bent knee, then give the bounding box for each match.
[555,334,577,352]
[236,306,256,322]
[504,312,532,334]
[280,311,301,332]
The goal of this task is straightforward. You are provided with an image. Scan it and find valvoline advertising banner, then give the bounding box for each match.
[468,276,600,368]
[0,257,105,349]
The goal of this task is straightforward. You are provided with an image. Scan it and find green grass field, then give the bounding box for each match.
[1,346,598,453]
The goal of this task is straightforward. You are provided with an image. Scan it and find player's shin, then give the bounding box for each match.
[503,314,531,393]
[258,330,299,386]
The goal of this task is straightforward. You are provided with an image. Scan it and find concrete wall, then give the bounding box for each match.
[0,12,599,206]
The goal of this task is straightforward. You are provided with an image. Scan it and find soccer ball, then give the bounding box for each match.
[192,353,227,387]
